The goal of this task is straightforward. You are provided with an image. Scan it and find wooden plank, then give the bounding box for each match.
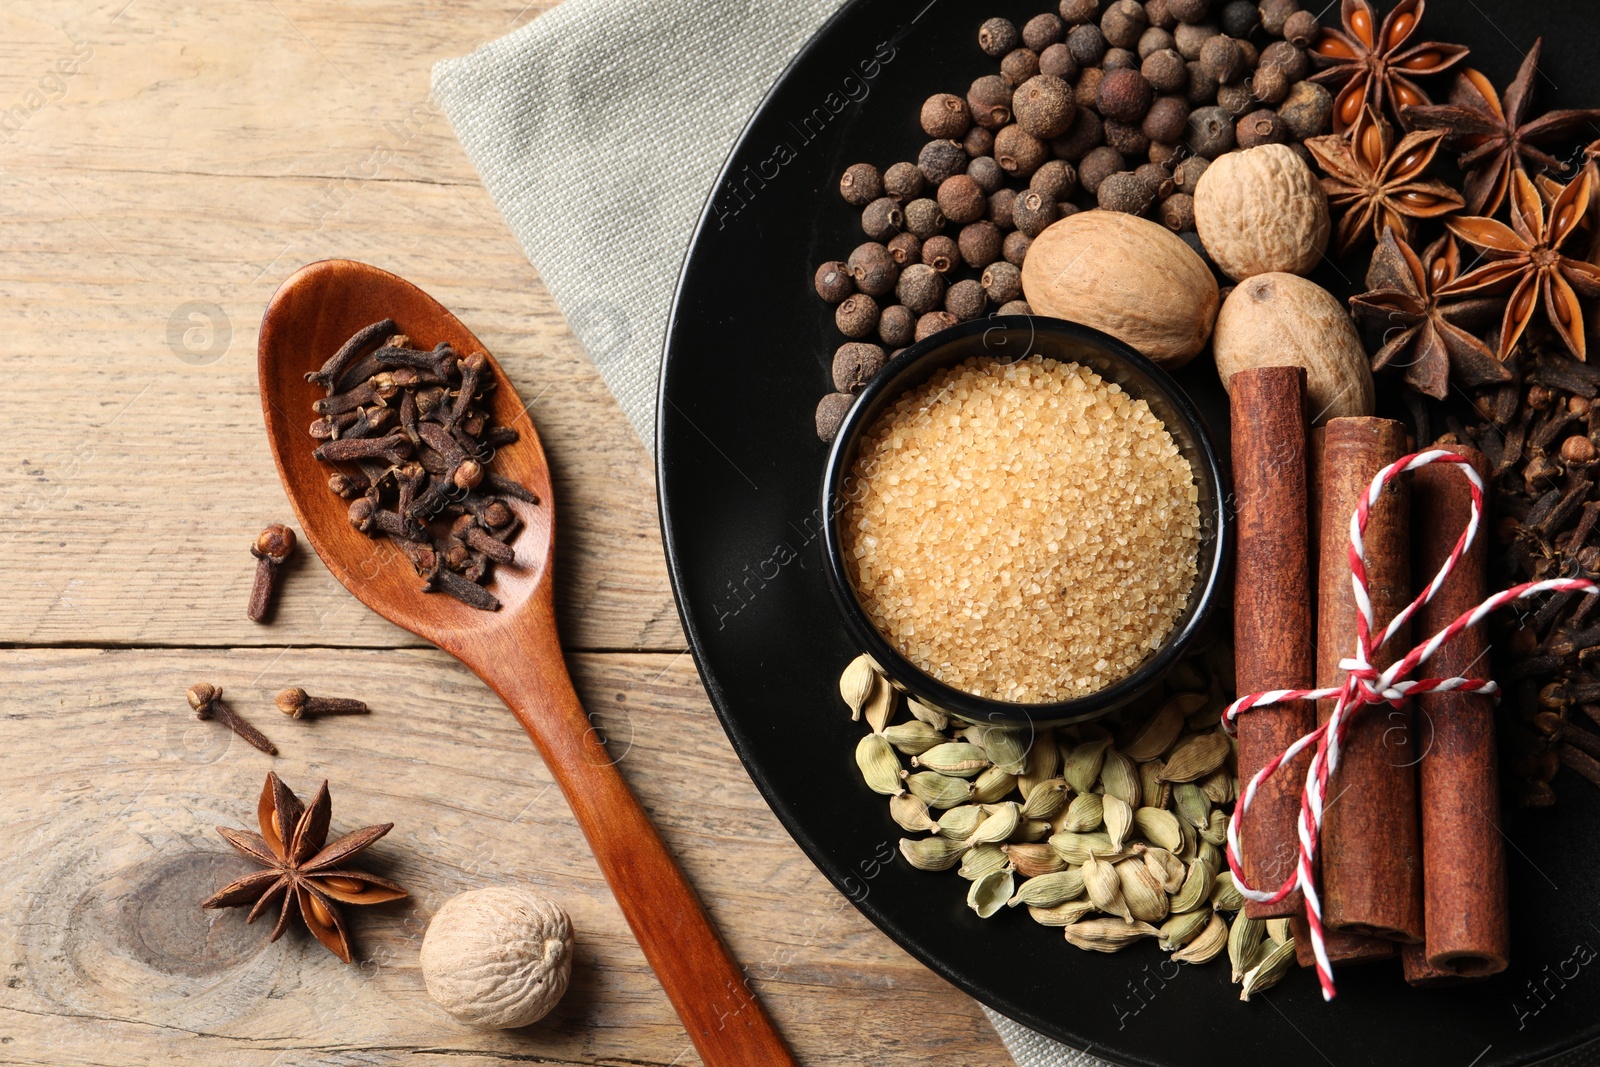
[0,648,1001,1065]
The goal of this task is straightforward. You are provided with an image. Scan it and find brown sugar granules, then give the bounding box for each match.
[842,356,1199,703]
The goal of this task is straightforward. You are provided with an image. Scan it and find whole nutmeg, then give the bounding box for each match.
[994,124,1048,177]
[1173,20,1219,60]
[1186,105,1235,158]
[989,187,1019,229]
[1066,23,1109,67]
[1283,9,1319,48]
[1259,40,1311,83]
[1167,0,1212,23]
[1278,80,1334,140]
[1103,119,1150,157]
[1031,159,1078,200]
[1079,145,1126,194]
[1259,0,1299,36]
[946,278,988,321]
[839,163,882,206]
[1236,108,1288,149]
[958,221,1004,267]
[922,234,959,273]
[979,16,1021,57]
[814,260,854,303]
[1014,74,1077,138]
[847,241,898,296]
[1059,0,1101,24]
[921,93,972,138]
[1003,229,1034,266]
[879,304,916,348]
[963,125,996,158]
[1002,47,1042,87]
[904,197,946,238]
[968,75,1015,129]
[1143,48,1188,92]
[1075,67,1107,110]
[1102,0,1149,47]
[1098,68,1154,123]
[896,263,947,314]
[1098,170,1157,214]
[937,174,987,225]
[1039,42,1079,80]
[835,294,881,338]
[1142,94,1190,144]
[884,161,924,201]
[1220,0,1259,37]
[1213,273,1374,424]
[1014,190,1060,236]
[982,260,1024,304]
[1138,26,1176,58]
[1172,154,1209,193]
[1193,143,1329,279]
[420,887,573,1029]
[816,392,855,442]
[914,310,959,341]
[1023,12,1066,49]
[1051,108,1104,161]
[833,342,887,392]
[887,232,921,267]
[918,139,968,185]
[1160,191,1196,231]
[1198,35,1245,84]
[967,155,1005,193]
[861,197,904,241]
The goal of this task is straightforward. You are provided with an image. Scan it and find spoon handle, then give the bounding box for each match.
[475,617,798,1067]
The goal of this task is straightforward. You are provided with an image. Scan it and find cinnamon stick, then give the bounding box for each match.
[1293,914,1397,968]
[1408,444,1508,980]
[1230,367,1315,921]
[1316,417,1424,944]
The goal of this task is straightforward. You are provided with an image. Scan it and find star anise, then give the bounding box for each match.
[1440,167,1600,362]
[1349,229,1508,398]
[202,771,407,963]
[1404,39,1600,217]
[1305,107,1464,256]
[1310,0,1469,132]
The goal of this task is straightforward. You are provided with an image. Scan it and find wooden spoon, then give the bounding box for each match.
[258,260,796,1065]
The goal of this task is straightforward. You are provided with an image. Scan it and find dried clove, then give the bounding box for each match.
[305,318,395,393]
[187,683,277,755]
[247,524,296,623]
[275,688,370,719]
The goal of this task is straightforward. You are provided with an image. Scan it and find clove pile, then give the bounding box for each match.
[304,318,534,611]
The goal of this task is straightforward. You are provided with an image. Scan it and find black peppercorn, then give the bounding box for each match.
[1050,108,1104,161]
[1103,119,1150,157]
[1039,42,1078,80]
[1174,21,1219,60]
[839,163,883,206]
[1159,191,1196,232]
[1199,35,1244,84]
[815,392,855,443]
[1167,0,1211,23]
[918,139,968,184]
[1144,47,1187,90]
[847,241,899,297]
[814,260,854,303]
[1059,0,1099,24]
[994,124,1048,177]
[833,342,887,392]
[884,161,925,201]
[1178,229,1212,265]
[914,311,959,342]
[835,294,880,338]
[1066,23,1108,67]
[1283,9,1319,48]
[979,16,1021,58]
[963,125,996,158]
[921,234,960,273]
[1236,107,1287,148]
[921,93,971,139]
[1098,68,1154,123]
[1172,154,1209,193]
[997,299,1033,316]
[1221,0,1259,37]
[1001,48,1042,87]
[878,304,916,348]
[861,197,904,241]
[1259,0,1299,37]
[886,231,922,267]
[1186,105,1235,157]
[937,173,986,225]
[896,263,946,315]
[1013,190,1059,237]
[966,155,1005,193]
[967,75,1015,129]
[982,261,1024,304]
[1023,12,1066,50]
[1030,159,1077,200]
[988,187,1019,230]
[946,279,987,321]
[958,221,1003,268]
[1259,40,1310,82]
[1142,94,1190,144]
[1003,230,1033,266]
[1014,74,1076,139]
[1098,170,1157,214]
[1138,26,1175,58]
[1078,145,1125,194]
[903,197,946,239]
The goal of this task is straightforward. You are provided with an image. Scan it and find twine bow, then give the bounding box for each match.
[1220,449,1598,1001]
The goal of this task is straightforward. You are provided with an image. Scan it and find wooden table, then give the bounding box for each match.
[0,3,1004,1064]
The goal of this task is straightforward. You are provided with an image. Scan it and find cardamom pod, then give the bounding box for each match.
[1063,918,1159,952]
[839,655,877,719]
[1200,809,1229,847]
[1266,918,1293,943]
[935,804,986,841]
[1206,640,1236,692]
[1159,731,1231,783]
[971,765,1018,804]
[1171,912,1228,963]
[907,697,951,732]
[1197,839,1223,871]
[1200,767,1235,804]
[883,719,947,756]
[1168,858,1215,914]
[1063,736,1112,793]
[1132,806,1183,852]
[899,836,967,872]
[958,842,1008,881]
[1116,857,1169,923]
[1059,792,1104,833]
[1018,818,1052,842]
[1228,912,1268,983]
[1028,899,1097,927]
[1082,854,1132,921]
[1102,793,1134,852]
[1021,778,1069,820]
[1239,938,1296,1000]
[1100,748,1141,807]
[904,770,975,810]
[967,868,1015,919]
[912,741,990,778]
[1123,693,1201,761]
[1009,869,1086,908]
[1165,659,1208,693]
[863,678,897,734]
[1017,733,1063,797]
[1003,842,1066,877]
[1139,759,1171,811]
[1173,782,1211,830]
[972,725,1030,775]
[970,802,1023,845]
[855,734,904,796]
[1143,847,1186,894]
[1048,830,1117,865]
[1177,811,1199,860]
[889,792,938,833]
[1185,697,1224,733]
[1211,870,1245,912]
[1158,907,1212,950]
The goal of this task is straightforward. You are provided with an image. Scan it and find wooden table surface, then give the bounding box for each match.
[0,3,1005,1064]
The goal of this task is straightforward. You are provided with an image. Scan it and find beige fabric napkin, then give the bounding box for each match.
[432,2,1110,1063]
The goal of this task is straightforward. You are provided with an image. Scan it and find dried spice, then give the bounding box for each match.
[1305,107,1463,256]
[1309,0,1469,132]
[247,524,296,623]
[188,682,277,756]
[202,772,407,963]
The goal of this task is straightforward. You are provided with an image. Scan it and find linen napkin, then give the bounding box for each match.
[433,2,1111,1062]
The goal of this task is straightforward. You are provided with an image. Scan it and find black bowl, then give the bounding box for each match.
[819,316,1230,728]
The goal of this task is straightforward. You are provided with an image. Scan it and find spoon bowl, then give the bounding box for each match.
[259,260,795,1066]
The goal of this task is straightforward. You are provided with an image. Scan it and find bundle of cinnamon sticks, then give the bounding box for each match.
[1230,366,1509,985]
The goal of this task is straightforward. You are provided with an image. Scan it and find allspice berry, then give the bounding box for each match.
[1251,64,1290,106]
[937,174,986,225]
[1142,48,1187,92]
[989,187,1019,229]
[1078,145,1126,194]
[1174,21,1219,60]
[1003,230,1033,266]
[1138,26,1176,59]
[1074,67,1106,110]
[958,221,1004,268]
[835,294,880,338]
[1066,23,1109,67]
[994,124,1048,177]
[1142,94,1190,144]
[1002,47,1042,87]
[847,241,898,296]
[1236,108,1288,148]
[1198,35,1245,84]
[967,155,1005,193]
[1014,74,1076,138]
[1023,12,1066,50]
[861,197,904,241]
[814,260,854,303]
[968,75,1015,129]
[1220,0,1259,37]
[1216,82,1255,118]
[979,16,1021,57]
[982,261,1024,304]
[1039,42,1078,80]
[1173,154,1209,193]
[884,161,925,201]
[1160,192,1196,232]
[1013,190,1059,236]
[1103,119,1150,157]
[815,392,855,443]
[1278,80,1333,139]
[1167,0,1212,23]
[1259,0,1299,36]
[1098,170,1156,214]
[1283,9,1320,48]
[1185,61,1219,105]
[879,304,916,348]
[1059,0,1100,24]
[918,139,968,184]
[922,234,960,273]
[903,197,946,239]
[998,299,1033,316]
[1186,105,1235,157]
[1050,108,1103,161]
[886,232,922,267]
[914,311,959,342]
[1259,40,1310,82]
[1101,0,1148,47]
[963,125,996,158]
[896,263,946,315]
[921,93,971,138]
[1135,161,1175,199]
[833,342,887,393]
[1098,68,1153,122]
[1146,0,1176,28]
[946,279,987,321]
[1148,141,1181,166]
[1102,48,1139,72]
[839,163,883,206]
[1030,159,1077,200]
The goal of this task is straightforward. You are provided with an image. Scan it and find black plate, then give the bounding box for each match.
[658,3,1600,1064]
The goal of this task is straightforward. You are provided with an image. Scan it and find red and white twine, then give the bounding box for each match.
[1221,449,1600,1000]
